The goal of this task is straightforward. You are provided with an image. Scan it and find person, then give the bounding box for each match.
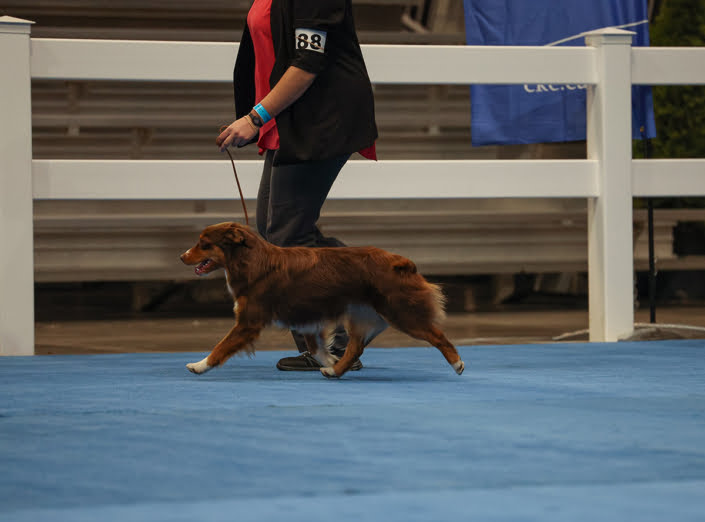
[216,0,378,371]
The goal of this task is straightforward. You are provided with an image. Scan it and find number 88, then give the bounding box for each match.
[297,33,323,50]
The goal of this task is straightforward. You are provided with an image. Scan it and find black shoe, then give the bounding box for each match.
[276,351,363,372]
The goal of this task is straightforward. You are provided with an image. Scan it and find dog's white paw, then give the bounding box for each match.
[453,360,465,375]
[186,357,213,375]
[320,367,339,379]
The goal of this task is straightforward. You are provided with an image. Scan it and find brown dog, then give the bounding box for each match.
[180,222,465,378]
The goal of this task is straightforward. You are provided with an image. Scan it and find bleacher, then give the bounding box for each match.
[31,81,475,161]
[4,0,701,297]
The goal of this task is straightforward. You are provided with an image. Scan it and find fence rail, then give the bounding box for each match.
[29,38,598,84]
[2,16,705,355]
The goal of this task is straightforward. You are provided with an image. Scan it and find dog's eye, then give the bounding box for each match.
[199,242,212,250]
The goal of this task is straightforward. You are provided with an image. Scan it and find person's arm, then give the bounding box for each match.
[216,66,316,151]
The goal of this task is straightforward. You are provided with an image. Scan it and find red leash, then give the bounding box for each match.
[220,126,250,227]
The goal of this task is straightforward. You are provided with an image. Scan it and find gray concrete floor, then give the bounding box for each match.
[35,306,705,355]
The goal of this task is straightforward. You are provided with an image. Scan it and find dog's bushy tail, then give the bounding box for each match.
[388,253,446,324]
[427,281,447,324]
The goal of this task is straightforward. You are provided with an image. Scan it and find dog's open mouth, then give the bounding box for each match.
[195,259,216,276]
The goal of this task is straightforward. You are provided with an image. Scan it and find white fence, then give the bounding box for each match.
[2,16,705,355]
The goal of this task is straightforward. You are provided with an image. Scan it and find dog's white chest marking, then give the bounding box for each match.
[224,273,240,317]
[225,272,235,298]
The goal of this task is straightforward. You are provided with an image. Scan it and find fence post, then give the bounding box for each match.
[0,16,34,356]
[584,28,635,342]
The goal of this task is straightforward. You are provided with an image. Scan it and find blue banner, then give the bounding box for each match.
[463,0,656,146]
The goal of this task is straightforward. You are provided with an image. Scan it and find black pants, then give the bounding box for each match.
[256,150,351,354]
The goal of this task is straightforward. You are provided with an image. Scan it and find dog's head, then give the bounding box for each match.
[180,222,255,276]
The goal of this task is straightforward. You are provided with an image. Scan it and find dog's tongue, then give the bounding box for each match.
[195,260,213,275]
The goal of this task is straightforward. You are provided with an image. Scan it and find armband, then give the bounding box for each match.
[252,103,272,125]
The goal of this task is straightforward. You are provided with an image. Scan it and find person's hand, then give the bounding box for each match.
[216,117,258,152]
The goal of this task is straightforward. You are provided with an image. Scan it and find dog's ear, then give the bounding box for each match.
[223,225,251,248]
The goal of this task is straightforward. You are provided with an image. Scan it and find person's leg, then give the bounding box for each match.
[255,149,275,239]
[264,153,350,248]
[256,150,311,354]
[262,153,361,371]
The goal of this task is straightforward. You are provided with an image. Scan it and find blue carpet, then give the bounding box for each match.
[1,341,704,521]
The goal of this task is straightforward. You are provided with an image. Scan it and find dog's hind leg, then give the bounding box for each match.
[397,323,465,375]
[186,322,263,374]
[321,307,387,378]
[321,334,364,379]
[303,331,337,368]
[360,312,388,348]
[344,304,388,348]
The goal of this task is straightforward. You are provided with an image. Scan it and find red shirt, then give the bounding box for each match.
[247,0,280,153]
[246,0,376,160]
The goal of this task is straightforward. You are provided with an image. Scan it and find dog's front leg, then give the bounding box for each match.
[186,322,262,374]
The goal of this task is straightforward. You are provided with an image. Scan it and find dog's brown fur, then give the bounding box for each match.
[180,222,464,378]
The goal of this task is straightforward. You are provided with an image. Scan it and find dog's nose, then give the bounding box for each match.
[180,252,188,263]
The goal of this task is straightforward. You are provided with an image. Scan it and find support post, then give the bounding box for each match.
[0,17,35,355]
[585,28,635,342]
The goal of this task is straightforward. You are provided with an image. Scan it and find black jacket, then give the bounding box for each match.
[233,0,378,165]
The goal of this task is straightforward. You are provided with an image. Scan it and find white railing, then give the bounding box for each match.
[2,16,705,355]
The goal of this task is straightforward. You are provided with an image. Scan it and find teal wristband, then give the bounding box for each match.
[253,104,272,124]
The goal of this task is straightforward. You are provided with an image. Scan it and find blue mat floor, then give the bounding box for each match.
[1,341,704,521]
